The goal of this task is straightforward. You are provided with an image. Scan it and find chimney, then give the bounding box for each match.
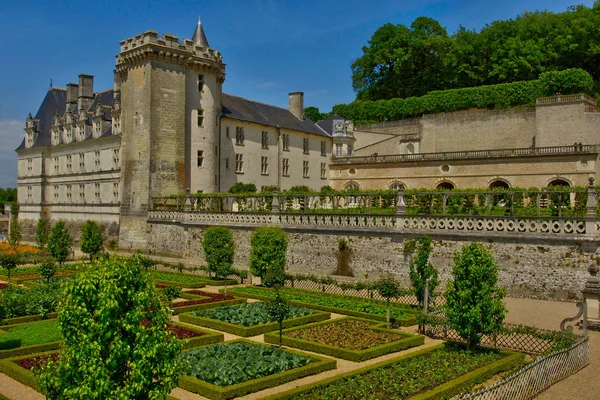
[288,92,304,120]
[66,83,79,113]
[78,74,94,113]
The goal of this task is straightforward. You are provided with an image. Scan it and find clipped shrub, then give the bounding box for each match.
[250,227,288,287]
[39,261,57,284]
[80,220,104,261]
[162,286,182,302]
[47,221,73,265]
[36,219,51,249]
[228,183,257,194]
[266,291,291,347]
[445,243,507,348]
[203,226,235,294]
[538,68,594,96]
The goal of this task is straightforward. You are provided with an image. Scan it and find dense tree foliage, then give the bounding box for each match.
[352,3,600,101]
[37,256,183,399]
[250,227,288,287]
[228,183,257,193]
[80,220,104,261]
[0,188,17,213]
[36,219,50,249]
[47,221,73,265]
[203,226,235,293]
[408,235,439,307]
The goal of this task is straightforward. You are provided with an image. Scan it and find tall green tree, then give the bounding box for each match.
[8,217,22,253]
[408,235,439,307]
[250,227,287,287]
[445,243,507,348]
[36,219,50,249]
[47,221,73,265]
[0,254,18,284]
[80,220,104,261]
[266,291,291,347]
[37,256,184,399]
[203,226,235,294]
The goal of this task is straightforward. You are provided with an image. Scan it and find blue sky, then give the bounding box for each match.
[0,0,594,188]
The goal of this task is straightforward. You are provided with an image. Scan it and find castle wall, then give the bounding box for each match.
[146,221,592,300]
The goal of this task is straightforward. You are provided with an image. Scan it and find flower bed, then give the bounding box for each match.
[228,286,418,326]
[178,339,336,400]
[0,243,40,254]
[179,303,330,337]
[264,317,424,362]
[15,352,60,371]
[267,344,524,400]
[0,319,62,359]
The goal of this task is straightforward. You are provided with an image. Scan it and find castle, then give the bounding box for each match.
[16,21,600,249]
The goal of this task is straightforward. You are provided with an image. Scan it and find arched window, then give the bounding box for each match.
[389,182,405,191]
[547,179,570,188]
[436,181,455,190]
[489,180,509,189]
[344,181,360,191]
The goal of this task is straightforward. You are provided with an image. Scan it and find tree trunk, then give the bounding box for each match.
[224,282,228,295]
[386,299,390,327]
[279,321,283,347]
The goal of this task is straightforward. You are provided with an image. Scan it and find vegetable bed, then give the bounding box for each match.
[269,344,524,400]
[229,286,418,326]
[178,339,336,400]
[179,303,330,337]
[170,291,246,314]
[0,320,62,358]
[151,271,237,288]
[0,285,60,323]
[264,317,424,362]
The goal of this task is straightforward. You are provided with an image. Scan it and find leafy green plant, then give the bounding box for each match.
[37,256,184,399]
[47,221,73,265]
[80,220,104,261]
[39,261,57,284]
[375,275,401,325]
[445,243,507,348]
[193,302,313,327]
[162,286,182,302]
[36,219,51,249]
[179,341,312,387]
[250,227,288,287]
[203,226,235,294]
[0,253,18,284]
[228,182,257,194]
[266,291,291,347]
[409,235,439,307]
[8,217,22,253]
[0,284,60,319]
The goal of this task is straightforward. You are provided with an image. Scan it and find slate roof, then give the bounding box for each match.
[316,114,345,136]
[222,93,330,137]
[17,88,114,151]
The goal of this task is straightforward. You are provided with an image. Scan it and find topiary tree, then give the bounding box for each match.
[0,253,18,284]
[80,220,104,261]
[266,290,291,347]
[8,217,22,253]
[37,256,184,399]
[47,221,73,265]
[408,235,439,307]
[445,243,507,349]
[250,227,287,288]
[203,226,235,294]
[376,275,401,326]
[39,261,57,284]
[36,219,51,249]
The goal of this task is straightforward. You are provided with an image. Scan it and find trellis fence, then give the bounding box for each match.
[457,336,589,400]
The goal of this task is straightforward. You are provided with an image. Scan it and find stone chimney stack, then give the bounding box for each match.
[66,83,79,113]
[289,92,304,120]
[77,74,94,113]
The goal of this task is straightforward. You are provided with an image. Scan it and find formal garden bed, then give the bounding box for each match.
[264,317,424,362]
[170,291,246,314]
[151,271,237,288]
[177,339,336,400]
[179,302,330,337]
[0,319,62,359]
[0,285,60,325]
[0,350,59,390]
[0,267,76,284]
[265,343,524,400]
[228,286,418,326]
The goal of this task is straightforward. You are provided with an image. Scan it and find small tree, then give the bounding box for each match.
[39,261,57,284]
[408,235,439,307]
[37,256,184,399]
[36,219,51,249]
[162,286,182,302]
[47,221,73,265]
[80,220,104,261]
[0,254,18,284]
[445,243,507,349]
[376,275,401,326]
[266,290,291,347]
[8,217,22,253]
[250,227,288,287]
[203,226,235,294]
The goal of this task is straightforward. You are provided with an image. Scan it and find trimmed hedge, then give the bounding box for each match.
[0,313,58,326]
[170,298,246,315]
[169,322,224,349]
[178,309,330,337]
[0,350,58,390]
[0,340,62,360]
[178,339,337,400]
[153,279,206,289]
[263,317,424,362]
[227,287,418,326]
[262,344,523,400]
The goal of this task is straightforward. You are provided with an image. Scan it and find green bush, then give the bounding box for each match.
[38,261,57,284]
[228,183,257,194]
[162,286,182,302]
[202,227,235,286]
[409,235,439,307]
[250,227,288,287]
[538,68,594,97]
[80,220,104,261]
[0,254,18,284]
[445,243,507,348]
[36,219,50,250]
[0,285,60,320]
[47,221,72,265]
[8,218,21,253]
[375,275,401,325]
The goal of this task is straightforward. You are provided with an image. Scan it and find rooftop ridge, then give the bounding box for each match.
[52,87,67,91]
[94,88,114,94]
[223,93,292,113]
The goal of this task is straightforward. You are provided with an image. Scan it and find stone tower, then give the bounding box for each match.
[115,21,225,249]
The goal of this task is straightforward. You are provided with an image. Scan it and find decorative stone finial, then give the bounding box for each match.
[589,177,595,187]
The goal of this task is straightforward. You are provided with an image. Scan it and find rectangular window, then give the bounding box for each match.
[197,150,204,167]
[113,182,119,202]
[112,149,120,169]
[94,151,101,171]
[321,163,327,179]
[79,153,85,172]
[79,184,85,203]
[66,155,72,173]
[94,183,101,203]
[335,143,343,157]
[197,109,204,127]
[226,126,230,138]
[321,141,326,156]
[27,158,32,175]
[27,186,32,202]
[348,145,353,156]
[53,131,59,145]
[53,157,59,175]
[235,127,244,145]
[303,161,309,178]
[261,131,268,149]
[282,158,289,176]
[198,75,204,91]
[282,134,289,151]
[261,156,268,175]
[235,154,243,173]
[303,138,309,154]
[225,158,229,170]
[53,185,59,201]
[66,185,72,203]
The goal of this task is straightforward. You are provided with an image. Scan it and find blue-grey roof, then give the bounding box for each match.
[222,93,330,137]
[316,114,345,136]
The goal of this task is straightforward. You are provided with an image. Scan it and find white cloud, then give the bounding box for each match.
[0,119,23,188]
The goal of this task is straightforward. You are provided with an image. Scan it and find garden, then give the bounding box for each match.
[0,223,584,400]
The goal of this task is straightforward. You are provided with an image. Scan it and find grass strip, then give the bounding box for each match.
[0,320,62,359]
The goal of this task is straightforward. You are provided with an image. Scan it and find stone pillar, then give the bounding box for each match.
[272,190,280,214]
[396,188,406,215]
[585,177,597,237]
[583,263,600,331]
[184,189,192,212]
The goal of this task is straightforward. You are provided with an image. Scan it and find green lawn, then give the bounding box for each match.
[0,320,61,350]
